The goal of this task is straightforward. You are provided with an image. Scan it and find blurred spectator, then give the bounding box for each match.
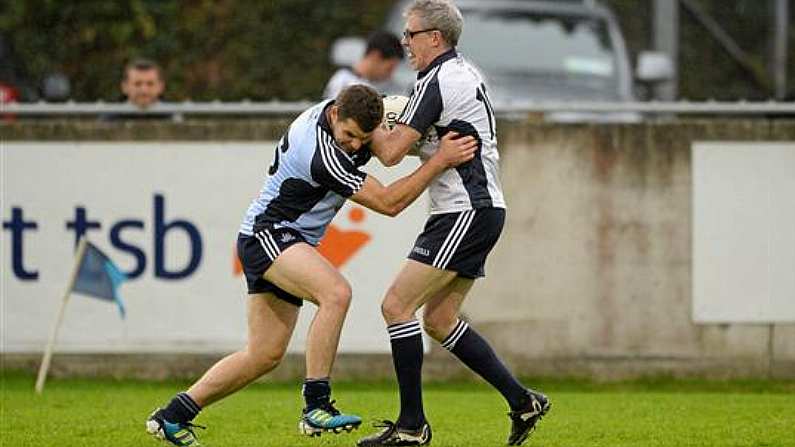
[0,81,18,121]
[41,72,71,102]
[0,81,18,104]
[323,30,404,99]
[102,58,178,121]
[122,58,165,109]
[1,32,38,104]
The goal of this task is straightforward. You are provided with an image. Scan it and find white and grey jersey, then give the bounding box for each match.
[323,68,373,99]
[239,100,371,245]
[323,67,401,99]
[397,49,505,214]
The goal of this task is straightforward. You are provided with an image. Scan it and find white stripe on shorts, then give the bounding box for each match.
[432,210,475,269]
[255,230,281,261]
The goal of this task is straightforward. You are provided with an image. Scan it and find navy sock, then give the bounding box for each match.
[302,377,331,411]
[442,319,528,410]
[388,320,426,430]
[161,392,201,424]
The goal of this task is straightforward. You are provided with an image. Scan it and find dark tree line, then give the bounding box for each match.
[1,0,792,102]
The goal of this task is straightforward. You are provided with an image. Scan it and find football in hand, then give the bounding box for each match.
[382,95,409,130]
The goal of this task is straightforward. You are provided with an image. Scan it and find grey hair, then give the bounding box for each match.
[404,0,463,47]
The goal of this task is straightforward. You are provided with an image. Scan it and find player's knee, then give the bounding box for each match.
[260,353,283,373]
[421,319,444,341]
[381,291,411,324]
[249,347,285,375]
[320,280,352,311]
[422,314,455,342]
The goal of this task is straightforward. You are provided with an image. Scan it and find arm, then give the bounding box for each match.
[373,78,443,166]
[351,132,476,216]
[369,123,422,167]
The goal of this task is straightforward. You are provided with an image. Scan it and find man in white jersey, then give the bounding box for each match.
[324,30,404,99]
[145,84,477,447]
[358,1,550,446]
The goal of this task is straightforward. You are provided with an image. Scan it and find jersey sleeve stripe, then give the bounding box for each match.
[316,127,364,192]
[316,127,350,187]
[325,133,365,191]
[400,74,429,123]
[401,66,438,122]
[321,132,363,190]
[316,129,349,188]
[400,65,441,125]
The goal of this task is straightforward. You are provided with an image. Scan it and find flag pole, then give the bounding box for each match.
[35,238,89,394]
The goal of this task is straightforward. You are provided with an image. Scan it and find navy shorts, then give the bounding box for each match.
[407,208,505,279]
[237,228,306,307]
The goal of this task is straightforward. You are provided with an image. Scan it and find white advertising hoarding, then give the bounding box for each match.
[1,142,427,353]
[692,142,795,322]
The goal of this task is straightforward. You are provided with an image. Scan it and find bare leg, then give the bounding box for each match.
[149,243,358,440]
[423,276,537,415]
[374,260,458,431]
[187,293,299,407]
[263,243,352,380]
[421,277,473,342]
[381,259,458,324]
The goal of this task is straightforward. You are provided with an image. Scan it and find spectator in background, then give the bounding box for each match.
[0,81,18,121]
[323,31,404,99]
[122,58,165,109]
[102,58,178,121]
[1,31,38,120]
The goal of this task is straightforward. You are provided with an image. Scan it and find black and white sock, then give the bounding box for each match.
[302,377,331,412]
[161,392,201,424]
[442,319,528,410]
[388,319,426,430]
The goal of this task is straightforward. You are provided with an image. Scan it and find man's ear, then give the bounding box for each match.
[329,105,339,123]
[432,31,443,48]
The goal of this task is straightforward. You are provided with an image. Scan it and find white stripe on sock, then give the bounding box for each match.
[388,320,421,340]
[441,319,469,351]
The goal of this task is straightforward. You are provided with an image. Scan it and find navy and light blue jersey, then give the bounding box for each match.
[240,100,371,245]
[398,49,505,214]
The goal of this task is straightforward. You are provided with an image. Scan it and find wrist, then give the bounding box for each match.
[427,155,447,171]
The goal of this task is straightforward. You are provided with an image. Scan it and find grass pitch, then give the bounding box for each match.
[2,372,794,446]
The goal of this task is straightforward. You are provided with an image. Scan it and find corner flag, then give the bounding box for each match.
[72,241,128,318]
[35,238,128,393]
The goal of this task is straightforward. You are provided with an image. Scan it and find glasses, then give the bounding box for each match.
[403,28,438,40]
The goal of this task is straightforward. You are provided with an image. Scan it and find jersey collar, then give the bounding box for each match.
[417,48,457,80]
[318,99,335,133]
[317,100,357,161]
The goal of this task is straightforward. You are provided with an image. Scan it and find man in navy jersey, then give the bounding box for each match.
[145,84,476,446]
[358,1,550,446]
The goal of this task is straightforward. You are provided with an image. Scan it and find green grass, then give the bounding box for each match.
[2,371,794,446]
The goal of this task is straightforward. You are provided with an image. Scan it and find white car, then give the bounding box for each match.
[333,0,672,122]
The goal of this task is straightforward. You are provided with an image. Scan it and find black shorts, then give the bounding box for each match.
[407,208,505,279]
[237,228,306,307]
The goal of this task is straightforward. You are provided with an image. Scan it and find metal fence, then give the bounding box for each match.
[3,100,795,118]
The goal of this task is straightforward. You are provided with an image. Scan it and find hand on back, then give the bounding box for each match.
[432,131,477,168]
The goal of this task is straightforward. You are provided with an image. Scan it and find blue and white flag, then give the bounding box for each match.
[71,241,128,318]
